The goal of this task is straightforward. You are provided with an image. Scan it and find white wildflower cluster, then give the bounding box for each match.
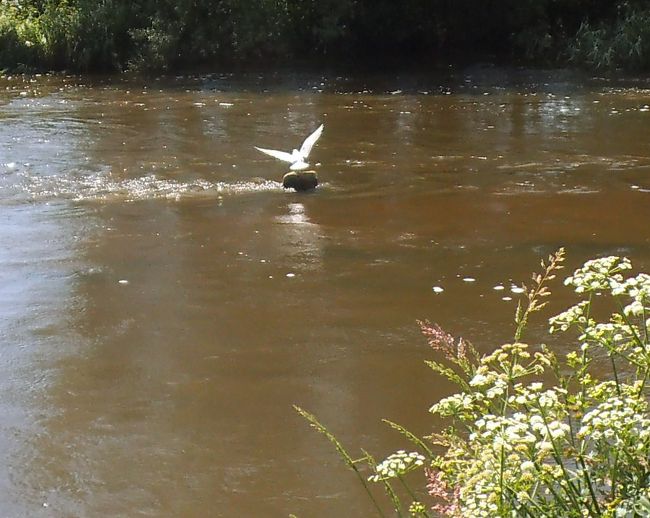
[471,413,536,449]
[452,431,566,517]
[612,273,650,299]
[580,322,632,344]
[586,380,620,400]
[549,301,590,333]
[368,450,425,482]
[410,255,650,518]
[441,380,578,516]
[455,449,501,517]
[484,377,508,399]
[611,273,650,317]
[563,256,632,294]
[579,321,649,363]
[430,392,480,417]
[585,380,647,401]
[578,395,650,445]
[472,394,570,453]
[511,384,567,408]
[624,299,645,317]
[469,369,498,388]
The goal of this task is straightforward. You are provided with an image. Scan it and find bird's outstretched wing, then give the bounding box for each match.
[299,124,324,159]
[254,146,295,163]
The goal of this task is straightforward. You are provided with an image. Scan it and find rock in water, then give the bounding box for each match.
[282,171,318,192]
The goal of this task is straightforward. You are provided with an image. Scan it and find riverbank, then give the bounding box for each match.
[2,0,650,74]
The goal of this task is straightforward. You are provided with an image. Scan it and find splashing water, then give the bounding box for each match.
[4,168,283,203]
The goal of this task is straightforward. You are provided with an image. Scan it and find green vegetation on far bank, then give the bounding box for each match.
[2,0,650,73]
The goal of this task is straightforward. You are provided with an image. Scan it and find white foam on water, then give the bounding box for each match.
[14,171,284,202]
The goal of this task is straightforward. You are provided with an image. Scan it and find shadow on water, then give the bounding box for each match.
[0,68,650,516]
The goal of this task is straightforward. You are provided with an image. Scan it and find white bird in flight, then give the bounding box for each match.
[255,124,324,171]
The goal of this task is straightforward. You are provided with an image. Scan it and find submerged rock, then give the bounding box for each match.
[282,171,318,192]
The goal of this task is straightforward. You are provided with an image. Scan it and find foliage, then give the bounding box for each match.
[297,250,650,517]
[569,2,650,71]
[0,0,137,71]
[2,1,650,71]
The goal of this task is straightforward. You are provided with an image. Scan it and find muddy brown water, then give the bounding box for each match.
[1,69,650,516]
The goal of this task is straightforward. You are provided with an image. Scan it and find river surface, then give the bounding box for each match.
[1,68,650,516]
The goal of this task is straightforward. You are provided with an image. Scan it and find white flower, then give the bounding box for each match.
[547,420,570,439]
[579,393,650,444]
[521,461,535,472]
[486,378,507,399]
[563,256,631,294]
[624,300,645,317]
[549,301,590,333]
[369,451,425,482]
[529,415,545,433]
[430,393,477,416]
[612,273,650,299]
[470,373,490,387]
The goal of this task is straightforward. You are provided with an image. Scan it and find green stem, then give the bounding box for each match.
[498,443,506,511]
[610,353,621,397]
[537,404,600,516]
[382,419,434,457]
[588,333,644,371]
[576,451,602,516]
[610,449,620,502]
[397,475,432,518]
[503,483,545,517]
[637,369,649,398]
[615,297,645,348]
[381,479,404,518]
[531,464,572,515]
[294,406,388,518]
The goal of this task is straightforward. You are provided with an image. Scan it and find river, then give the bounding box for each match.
[1,68,649,516]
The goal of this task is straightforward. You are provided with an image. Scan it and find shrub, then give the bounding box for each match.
[0,0,133,71]
[297,250,650,517]
[569,3,650,71]
[0,1,44,70]
[2,1,650,72]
